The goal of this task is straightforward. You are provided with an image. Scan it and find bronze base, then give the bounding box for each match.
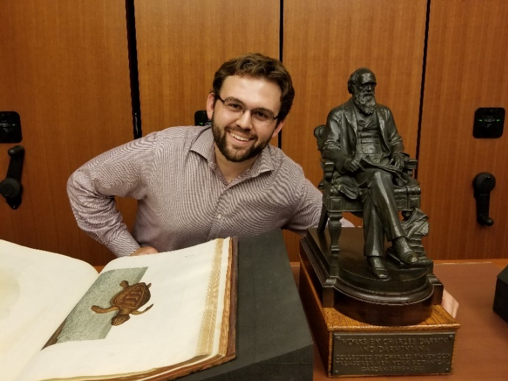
[298,247,460,377]
[301,228,443,326]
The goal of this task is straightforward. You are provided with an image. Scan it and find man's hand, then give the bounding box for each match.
[343,158,365,173]
[390,152,406,171]
[131,246,159,256]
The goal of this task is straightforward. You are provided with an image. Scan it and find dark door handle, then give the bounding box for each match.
[473,172,496,226]
[0,145,25,209]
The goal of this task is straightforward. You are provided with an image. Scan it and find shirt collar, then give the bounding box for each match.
[190,126,216,166]
[190,126,275,177]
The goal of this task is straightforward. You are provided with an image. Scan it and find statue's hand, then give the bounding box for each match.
[344,158,365,172]
[390,152,406,171]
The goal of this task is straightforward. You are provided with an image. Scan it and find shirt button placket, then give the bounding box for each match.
[209,190,227,239]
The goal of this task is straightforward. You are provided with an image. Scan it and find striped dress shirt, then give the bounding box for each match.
[67,126,334,257]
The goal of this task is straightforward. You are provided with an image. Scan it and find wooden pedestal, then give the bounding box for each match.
[299,253,460,377]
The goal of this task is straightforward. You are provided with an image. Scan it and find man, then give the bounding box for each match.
[322,67,417,279]
[67,53,351,257]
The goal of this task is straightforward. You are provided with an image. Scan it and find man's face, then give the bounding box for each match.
[207,75,284,163]
[352,72,377,115]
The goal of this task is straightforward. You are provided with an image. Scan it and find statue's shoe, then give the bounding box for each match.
[393,237,418,264]
[368,256,389,279]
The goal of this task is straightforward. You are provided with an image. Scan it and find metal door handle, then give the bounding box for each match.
[473,172,496,226]
[0,145,25,209]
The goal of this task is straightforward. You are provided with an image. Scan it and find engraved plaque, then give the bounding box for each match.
[332,332,455,376]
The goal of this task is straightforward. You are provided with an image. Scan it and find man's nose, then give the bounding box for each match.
[235,110,253,129]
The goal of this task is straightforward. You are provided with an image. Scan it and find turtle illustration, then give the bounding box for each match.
[91,280,154,326]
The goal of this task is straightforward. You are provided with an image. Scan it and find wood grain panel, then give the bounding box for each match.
[135,0,280,133]
[419,0,508,259]
[282,0,428,260]
[0,0,135,265]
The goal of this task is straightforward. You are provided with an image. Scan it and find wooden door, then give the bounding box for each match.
[419,0,508,259]
[282,0,428,260]
[134,0,281,133]
[0,1,135,264]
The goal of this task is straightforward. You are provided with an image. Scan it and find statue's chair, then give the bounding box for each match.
[313,125,424,259]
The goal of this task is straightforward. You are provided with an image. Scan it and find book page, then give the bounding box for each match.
[0,240,99,381]
[15,238,231,381]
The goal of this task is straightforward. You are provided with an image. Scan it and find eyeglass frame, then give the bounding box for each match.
[214,94,279,124]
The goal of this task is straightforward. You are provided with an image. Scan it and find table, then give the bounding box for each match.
[94,235,508,380]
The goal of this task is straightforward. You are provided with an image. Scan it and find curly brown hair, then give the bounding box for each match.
[212,53,295,121]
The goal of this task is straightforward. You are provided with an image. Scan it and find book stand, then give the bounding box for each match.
[184,230,314,381]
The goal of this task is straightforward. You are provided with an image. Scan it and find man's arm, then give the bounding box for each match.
[67,134,157,257]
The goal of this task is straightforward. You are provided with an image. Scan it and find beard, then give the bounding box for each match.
[353,93,376,115]
[211,118,271,163]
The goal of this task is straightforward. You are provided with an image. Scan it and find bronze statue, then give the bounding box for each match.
[321,68,419,279]
[303,67,439,327]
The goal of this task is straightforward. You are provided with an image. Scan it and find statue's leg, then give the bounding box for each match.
[362,170,417,264]
[355,169,416,269]
[359,170,405,240]
[361,193,384,257]
[361,195,389,279]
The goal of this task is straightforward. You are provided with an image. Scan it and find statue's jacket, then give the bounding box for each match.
[321,99,405,199]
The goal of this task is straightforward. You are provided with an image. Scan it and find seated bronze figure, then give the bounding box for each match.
[317,67,430,279]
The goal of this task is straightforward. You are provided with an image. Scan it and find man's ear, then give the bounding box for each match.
[206,93,215,120]
[272,119,286,138]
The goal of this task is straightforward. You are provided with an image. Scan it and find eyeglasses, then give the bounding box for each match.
[216,95,278,125]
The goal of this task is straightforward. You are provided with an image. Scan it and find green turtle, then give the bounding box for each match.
[91,280,154,326]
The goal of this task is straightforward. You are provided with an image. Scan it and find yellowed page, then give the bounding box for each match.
[0,240,99,381]
[15,238,230,381]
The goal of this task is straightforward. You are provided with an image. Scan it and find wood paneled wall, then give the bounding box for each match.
[134,0,280,133]
[282,0,428,260]
[2,0,508,264]
[419,0,508,259]
[0,1,135,264]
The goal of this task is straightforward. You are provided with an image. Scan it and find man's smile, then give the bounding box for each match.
[228,129,255,144]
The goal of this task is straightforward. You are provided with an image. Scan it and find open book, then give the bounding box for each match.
[0,237,237,381]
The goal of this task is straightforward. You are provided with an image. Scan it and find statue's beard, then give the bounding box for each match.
[353,94,376,115]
